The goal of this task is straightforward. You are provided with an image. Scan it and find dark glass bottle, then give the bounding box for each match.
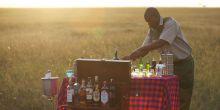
[113,50,119,60]
[109,78,116,107]
[79,79,86,105]
[151,58,157,74]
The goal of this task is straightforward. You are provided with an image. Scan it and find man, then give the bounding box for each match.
[123,7,194,110]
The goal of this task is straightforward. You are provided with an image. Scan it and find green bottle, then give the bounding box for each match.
[138,58,144,71]
[113,50,119,60]
[146,61,151,72]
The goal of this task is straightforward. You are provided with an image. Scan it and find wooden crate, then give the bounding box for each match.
[68,58,131,110]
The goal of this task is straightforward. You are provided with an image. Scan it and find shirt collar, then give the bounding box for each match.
[151,16,163,31]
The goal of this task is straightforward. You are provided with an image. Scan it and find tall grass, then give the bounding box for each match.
[0,8,219,110]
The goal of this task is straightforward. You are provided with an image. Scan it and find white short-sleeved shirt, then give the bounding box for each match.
[142,17,192,62]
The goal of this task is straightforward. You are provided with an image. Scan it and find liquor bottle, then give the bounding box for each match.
[101,81,109,107]
[109,78,116,107]
[151,58,157,70]
[159,57,163,64]
[86,77,93,105]
[93,84,100,105]
[137,58,143,77]
[93,76,100,105]
[142,69,147,77]
[73,78,80,105]
[113,50,119,60]
[94,76,99,89]
[131,66,138,78]
[151,58,157,74]
[146,61,150,71]
[79,79,86,105]
[67,78,74,104]
[66,70,74,78]
[132,68,140,78]
[156,57,165,76]
[145,60,151,76]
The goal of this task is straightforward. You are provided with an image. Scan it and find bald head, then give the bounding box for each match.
[144,7,161,29]
[144,7,160,19]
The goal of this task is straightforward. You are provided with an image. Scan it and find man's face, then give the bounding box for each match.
[145,15,160,29]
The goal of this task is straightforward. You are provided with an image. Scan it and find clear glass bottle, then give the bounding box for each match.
[94,76,99,89]
[66,70,74,78]
[134,68,140,78]
[101,81,109,106]
[93,75,100,105]
[156,57,163,77]
[93,84,100,105]
[73,78,80,105]
[142,69,147,77]
[86,77,93,105]
[67,78,74,103]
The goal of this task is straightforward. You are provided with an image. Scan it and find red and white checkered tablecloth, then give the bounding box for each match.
[57,76,179,110]
[129,76,179,110]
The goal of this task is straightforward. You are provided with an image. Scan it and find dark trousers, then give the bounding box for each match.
[174,57,194,110]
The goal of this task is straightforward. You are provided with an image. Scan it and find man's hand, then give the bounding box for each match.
[122,49,141,61]
[122,46,149,60]
[129,46,149,60]
[122,39,167,61]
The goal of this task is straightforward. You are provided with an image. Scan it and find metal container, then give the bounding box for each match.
[41,77,59,97]
[161,53,173,64]
[161,52,174,75]
[161,54,167,64]
[166,64,174,75]
[166,53,173,64]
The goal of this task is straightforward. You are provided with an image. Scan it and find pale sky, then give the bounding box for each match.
[0,0,220,8]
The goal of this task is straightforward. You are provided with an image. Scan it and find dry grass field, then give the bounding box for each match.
[0,8,219,110]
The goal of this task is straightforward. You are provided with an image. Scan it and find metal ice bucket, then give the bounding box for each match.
[41,77,59,97]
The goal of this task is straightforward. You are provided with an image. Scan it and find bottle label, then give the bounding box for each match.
[109,91,115,99]
[93,91,100,102]
[79,90,86,104]
[101,90,108,104]
[67,89,74,102]
[86,88,93,100]
[86,94,93,100]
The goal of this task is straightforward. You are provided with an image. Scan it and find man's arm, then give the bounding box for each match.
[129,39,169,60]
[142,39,168,51]
[142,30,151,46]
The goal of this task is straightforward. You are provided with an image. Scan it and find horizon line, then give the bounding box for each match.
[0,6,219,8]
